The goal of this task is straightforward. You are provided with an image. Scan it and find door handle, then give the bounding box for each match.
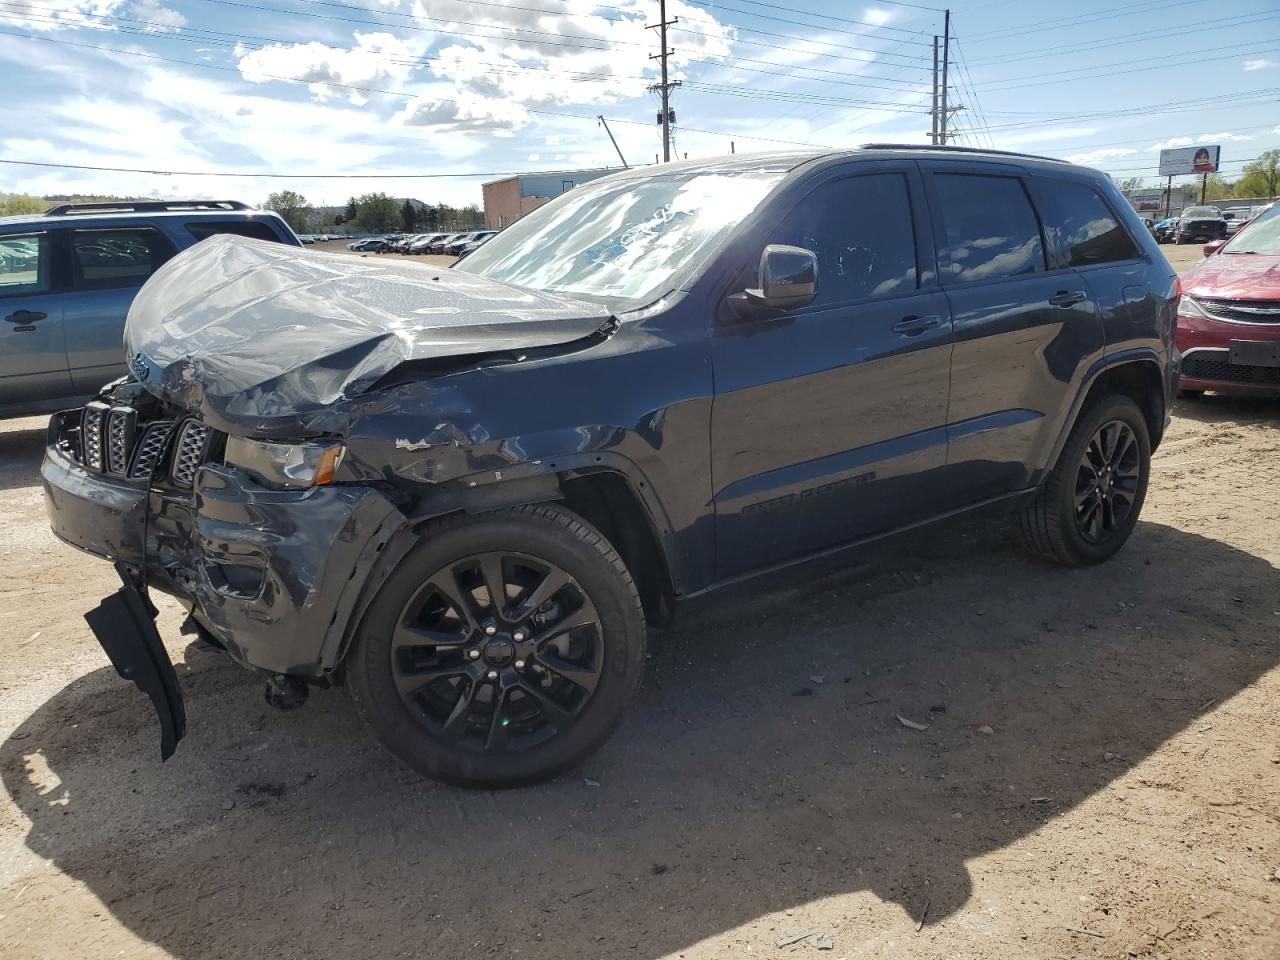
[1049,290,1087,308]
[5,309,47,325]
[892,314,943,336]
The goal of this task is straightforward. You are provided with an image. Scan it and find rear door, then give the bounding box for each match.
[1027,176,1150,355]
[919,163,1103,505]
[710,162,954,578]
[61,225,179,394]
[0,230,69,408]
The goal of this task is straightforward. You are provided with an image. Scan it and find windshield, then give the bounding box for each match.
[457,164,793,305]
[1223,203,1280,254]
[1182,207,1220,218]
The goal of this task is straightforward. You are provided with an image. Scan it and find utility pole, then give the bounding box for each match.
[647,0,680,162]
[930,35,939,145]
[597,115,629,168]
[940,9,951,145]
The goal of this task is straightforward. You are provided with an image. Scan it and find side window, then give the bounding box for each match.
[70,228,178,291]
[934,174,1045,283]
[0,232,49,298]
[185,220,284,243]
[769,173,918,307]
[1031,179,1137,267]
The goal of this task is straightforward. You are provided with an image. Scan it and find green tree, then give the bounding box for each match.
[262,190,311,233]
[0,193,50,216]
[1201,173,1234,202]
[343,196,358,221]
[1234,150,1280,198]
[461,203,483,227]
[354,192,400,232]
[400,199,417,232]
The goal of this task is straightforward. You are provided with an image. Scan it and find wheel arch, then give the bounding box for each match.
[1046,352,1167,476]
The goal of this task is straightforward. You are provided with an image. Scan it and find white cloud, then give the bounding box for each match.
[1065,147,1140,165]
[131,0,185,32]
[0,0,123,31]
[236,32,419,105]
[394,89,531,134]
[1243,58,1276,71]
[1149,131,1254,151]
[862,8,894,27]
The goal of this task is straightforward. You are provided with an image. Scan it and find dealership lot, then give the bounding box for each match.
[1,257,1277,960]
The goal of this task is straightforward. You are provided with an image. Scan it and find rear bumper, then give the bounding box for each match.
[43,439,407,677]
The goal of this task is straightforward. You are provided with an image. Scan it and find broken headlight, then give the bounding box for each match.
[223,437,345,490]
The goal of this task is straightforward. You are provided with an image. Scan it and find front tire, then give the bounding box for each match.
[1018,396,1151,566]
[347,503,646,788]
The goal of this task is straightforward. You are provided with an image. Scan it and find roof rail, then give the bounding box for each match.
[44,200,253,216]
[859,143,1068,164]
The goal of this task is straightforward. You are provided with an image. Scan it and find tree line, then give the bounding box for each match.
[262,190,483,234]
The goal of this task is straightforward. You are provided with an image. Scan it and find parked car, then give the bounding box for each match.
[408,233,447,254]
[454,235,496,260]
[43,146,1177,786]
[1175,201,1280,398]
[427,233,468,254]
[0,199,298,420]
[1175,206,1226,244]
[347,238,388,252]
[1152,217,1178,243]
[1221,207,1255,236]
[443,231,497,256]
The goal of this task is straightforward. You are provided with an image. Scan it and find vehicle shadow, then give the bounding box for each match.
[1173,392,1280,425]
[0,424,45,493]
[3,519,1276,958]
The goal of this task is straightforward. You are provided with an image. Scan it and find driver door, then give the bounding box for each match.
[709,162,955,579]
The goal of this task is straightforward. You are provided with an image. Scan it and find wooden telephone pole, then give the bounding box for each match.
[647,0,680,162]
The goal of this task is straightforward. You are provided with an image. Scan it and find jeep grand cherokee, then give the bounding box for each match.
[43,146,1179,787]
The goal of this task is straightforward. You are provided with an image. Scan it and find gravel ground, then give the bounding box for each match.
[1,248,1276,960]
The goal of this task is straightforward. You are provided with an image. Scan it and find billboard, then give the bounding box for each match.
[1130,195,1163,212]
[1158,144,1220,176]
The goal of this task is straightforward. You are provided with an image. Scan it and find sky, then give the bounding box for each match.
[1,0,1278,210]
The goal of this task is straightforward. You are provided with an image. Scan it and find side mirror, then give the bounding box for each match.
[1203,239,1226,257]
[727,244,819,320]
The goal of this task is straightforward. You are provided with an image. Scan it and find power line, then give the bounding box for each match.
[0,5,935,100]
[0,28,844,149]
[679,0,936,46]
[965,0,1209,43]
[969,9,1280,66]
[977,41,1280,92]
[0,158,641,178]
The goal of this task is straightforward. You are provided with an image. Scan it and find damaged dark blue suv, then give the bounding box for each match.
[42,146,1179,787]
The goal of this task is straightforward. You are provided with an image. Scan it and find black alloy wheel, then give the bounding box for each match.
[1073,420,1141,545]
[391,552,603,755]
[347,503,646,788]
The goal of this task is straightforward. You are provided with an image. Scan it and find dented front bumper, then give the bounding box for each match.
[43,432,406,679]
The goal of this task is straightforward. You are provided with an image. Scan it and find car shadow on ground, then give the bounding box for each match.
[1172,392,1280,425]
[0,425,46,493]
[3,518,1277,958]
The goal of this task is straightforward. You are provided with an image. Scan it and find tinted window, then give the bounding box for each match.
[1031,180,1137,267]
[769,173,917,306]
[934,174,1045,283]
[186,220,284,242]
[0,232,48,297]
[70,228,177,290]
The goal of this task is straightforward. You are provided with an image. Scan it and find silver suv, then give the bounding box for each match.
[0,200,298,419]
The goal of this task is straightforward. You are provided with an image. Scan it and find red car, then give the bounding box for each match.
[1176,202,1280,397]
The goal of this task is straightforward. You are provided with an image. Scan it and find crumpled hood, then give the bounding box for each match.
[1183,252,1280,300]
[125,235,613,432]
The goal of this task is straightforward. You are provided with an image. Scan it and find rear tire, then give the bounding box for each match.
[1017,395,1151,566]
[347,503,646,788]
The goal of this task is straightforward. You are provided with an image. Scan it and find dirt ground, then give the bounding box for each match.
[1,249,1277,959]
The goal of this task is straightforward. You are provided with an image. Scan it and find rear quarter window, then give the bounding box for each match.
[69,227,178,290]
[933,174,1046,283]
[1030,179,1137,268]
[185,220,287,243]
